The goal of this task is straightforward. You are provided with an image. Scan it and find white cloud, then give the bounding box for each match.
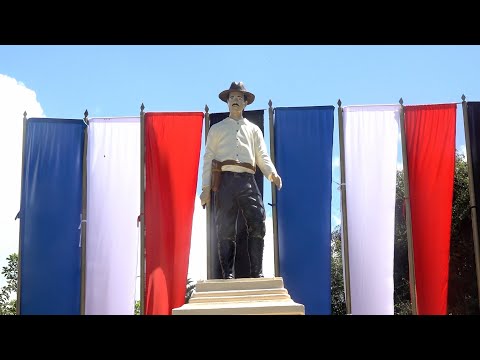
[0,74,45,289]
[332,213,341,228]
[331,157,341,190]
[332,156,340,168]
[1,72,275,298]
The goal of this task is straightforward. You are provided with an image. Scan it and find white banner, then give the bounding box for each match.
[85,117,140,315]
[343,105,400,315]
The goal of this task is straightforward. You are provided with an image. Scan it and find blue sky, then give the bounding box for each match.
[1,45,478,285]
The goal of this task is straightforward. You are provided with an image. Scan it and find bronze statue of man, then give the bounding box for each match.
[200,81,282,279]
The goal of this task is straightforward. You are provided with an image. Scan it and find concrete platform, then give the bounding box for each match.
[172,277,305,315]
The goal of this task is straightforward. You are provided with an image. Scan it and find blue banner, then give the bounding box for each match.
[19,118,86,314]
[274,106,334,315]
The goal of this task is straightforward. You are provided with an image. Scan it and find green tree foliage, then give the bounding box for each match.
[185,278,196,304]
[393,170,413,315]
[394,151,479,314]
[133,277,196,315]
[331,150,479,315]
[331,226,346,315]
[447,152,479,314]
[0,252,195,316]
[0,253,18,315]
[330,170,413,315]
[5,153,479,315]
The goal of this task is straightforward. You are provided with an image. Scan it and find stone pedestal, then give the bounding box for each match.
[172,277,305,315]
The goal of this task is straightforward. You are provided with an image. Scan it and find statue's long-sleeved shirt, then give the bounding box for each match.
[202,117,278,189]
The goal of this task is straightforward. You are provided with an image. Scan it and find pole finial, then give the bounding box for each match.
[337,99,342,107]
[83,109,89,125]
[399,98,404,105]
[140,103,145,112]
[205,104,209,113]
[268,99,272,108]
[23,111,27,118]
[462,94,466,102]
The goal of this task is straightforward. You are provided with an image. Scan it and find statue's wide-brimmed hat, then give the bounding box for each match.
[218,81,255,105]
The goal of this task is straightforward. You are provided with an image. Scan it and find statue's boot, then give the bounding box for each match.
[248,237,264,278]
[218,239,236,279]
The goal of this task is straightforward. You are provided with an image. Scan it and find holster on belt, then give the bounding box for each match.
[211,159,222,192]
[211,159,256,192]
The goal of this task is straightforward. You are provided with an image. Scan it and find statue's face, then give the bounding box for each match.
[227,91,247,114]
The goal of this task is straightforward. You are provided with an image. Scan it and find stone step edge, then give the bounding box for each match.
[189,294,292,304]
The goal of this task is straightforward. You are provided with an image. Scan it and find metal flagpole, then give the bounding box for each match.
[140,103,146,314]
[80,110,89,315]
[16,111,28,315]
[461,94,480,310]
[399,98,418,315]
[204,105,213,279]
[337,99,352,314]
[268,100,280,277]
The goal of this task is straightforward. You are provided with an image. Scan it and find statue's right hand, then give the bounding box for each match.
[200,188,211,208]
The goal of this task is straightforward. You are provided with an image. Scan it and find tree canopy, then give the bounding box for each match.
[0,253,18,315]
[3,152,478,315]
[331,151,479,315]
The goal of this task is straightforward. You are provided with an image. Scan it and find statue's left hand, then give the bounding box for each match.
[200,187,211,208]
[271,173,282,190]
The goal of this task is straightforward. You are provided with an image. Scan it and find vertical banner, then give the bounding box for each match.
[85,117,140,315]
[404,104,456,315]
[343,105,400,314]
[208,110,265,279]
[145,112,203,315]
[18,118,85,315]
[274,106,334,315]
[466,102,480,240]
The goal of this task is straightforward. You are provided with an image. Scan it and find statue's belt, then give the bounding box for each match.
[213,159,256,173]
[211,159,256,192]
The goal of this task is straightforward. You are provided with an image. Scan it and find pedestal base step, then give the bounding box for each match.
[172,277,305,315]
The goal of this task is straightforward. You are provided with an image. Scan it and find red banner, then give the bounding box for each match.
[404,104,456,314]
[145,112,203,314]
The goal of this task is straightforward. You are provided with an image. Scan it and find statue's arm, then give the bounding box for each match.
[254,127,277,179]
[201,126,217,191]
